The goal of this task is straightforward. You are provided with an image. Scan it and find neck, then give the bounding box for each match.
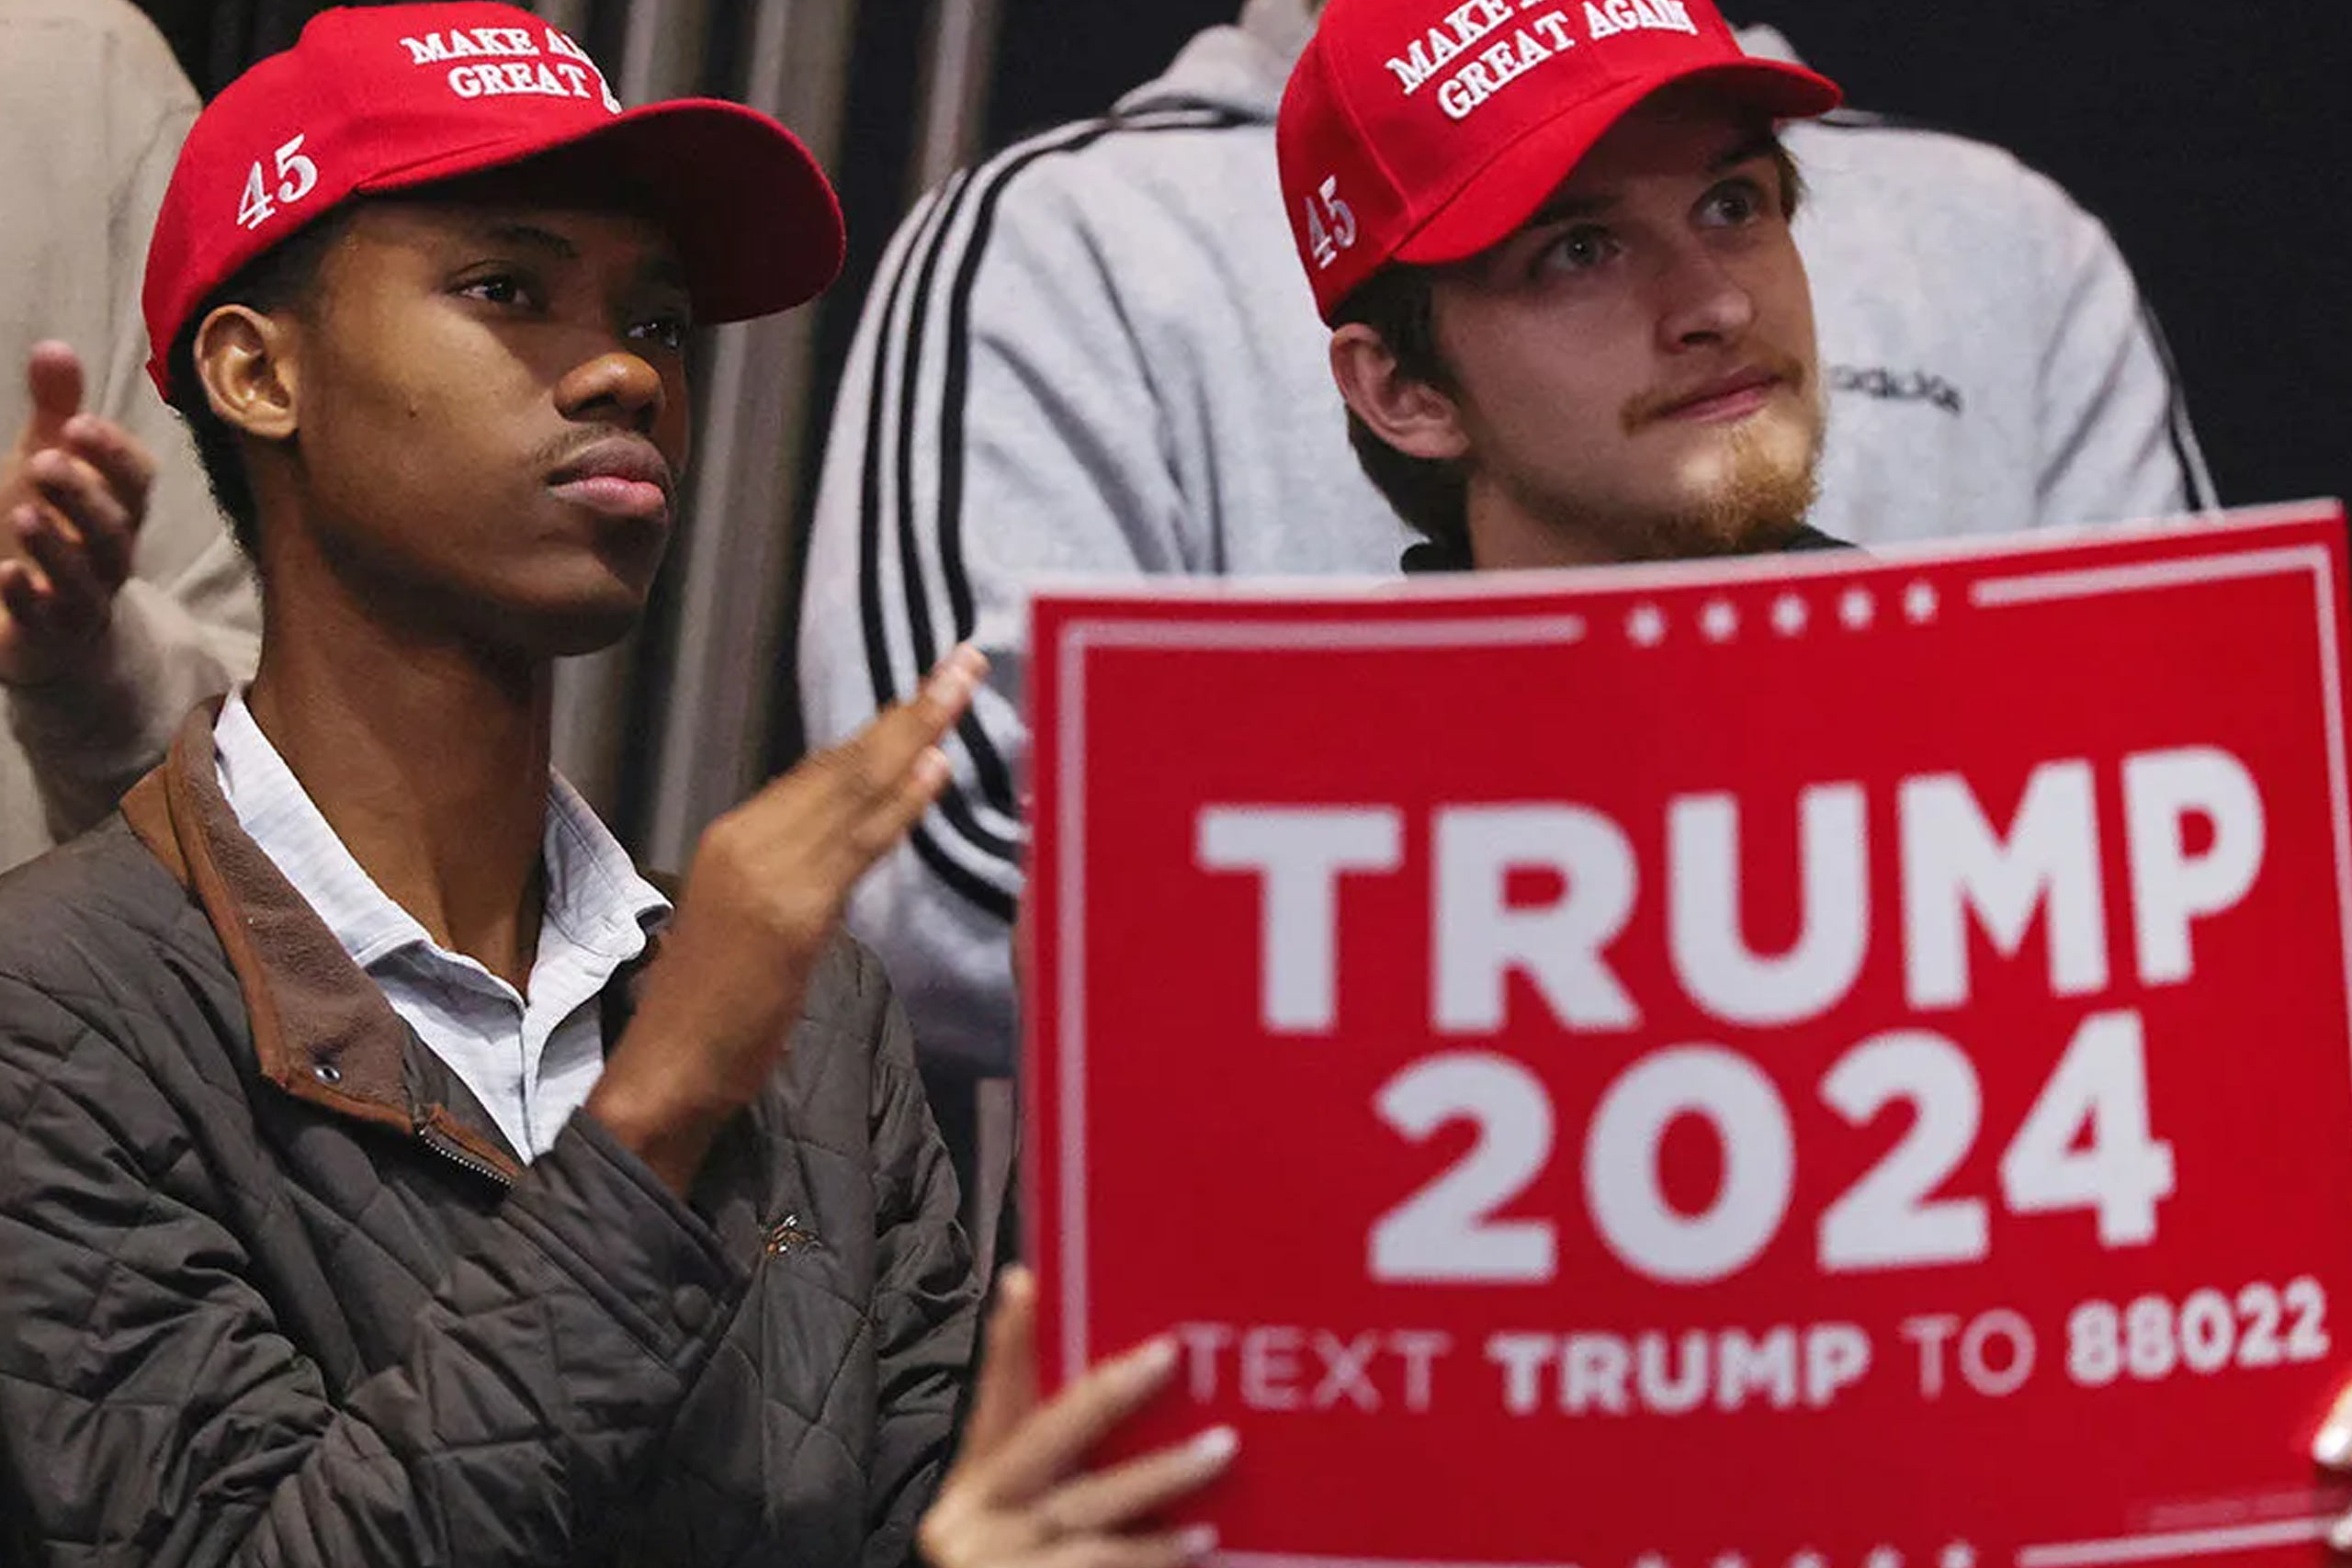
[1464,483,1629,570]
[245,588,555,992]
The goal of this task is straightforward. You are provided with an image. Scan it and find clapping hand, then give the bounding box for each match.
[0,342,158,687]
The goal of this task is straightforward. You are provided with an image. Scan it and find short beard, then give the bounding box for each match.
[1615,417,1823,562]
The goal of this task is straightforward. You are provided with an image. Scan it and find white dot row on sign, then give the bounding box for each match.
[1611,1542,1977,1568]
[1623,581,1941,647]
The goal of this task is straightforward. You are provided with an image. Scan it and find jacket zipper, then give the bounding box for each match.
[420,1127,515,1188]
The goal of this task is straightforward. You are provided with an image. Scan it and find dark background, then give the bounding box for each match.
[144,0,2349,511]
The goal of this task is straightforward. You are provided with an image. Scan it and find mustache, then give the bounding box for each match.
[1621,350,1811,434]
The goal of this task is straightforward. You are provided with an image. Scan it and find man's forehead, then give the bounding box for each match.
[1541,92,1779,206]
[352,192,687,278]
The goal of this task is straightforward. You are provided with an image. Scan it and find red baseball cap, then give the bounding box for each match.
[142,2,844,396]
[1278,0,1840,321]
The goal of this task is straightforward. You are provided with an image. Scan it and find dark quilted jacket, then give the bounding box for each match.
[0,711,978,1567]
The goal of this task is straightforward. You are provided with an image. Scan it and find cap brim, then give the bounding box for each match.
[1394,59,1839,270]
[364,97,843,323]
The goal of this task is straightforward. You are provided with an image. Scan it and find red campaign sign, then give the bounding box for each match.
[1024,502,2352,1568]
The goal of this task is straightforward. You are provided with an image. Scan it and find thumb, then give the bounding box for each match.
[21,343,85,447]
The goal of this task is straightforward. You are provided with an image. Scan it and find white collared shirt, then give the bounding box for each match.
[214,689,670,1162]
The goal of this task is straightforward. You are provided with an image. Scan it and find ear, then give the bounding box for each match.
[192,304,303,443]
[1329,323,1468,462]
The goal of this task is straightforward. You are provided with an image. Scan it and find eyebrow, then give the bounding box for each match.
[475,218,690,294]
[1711,130,1783,173]
[479,220,579,260]
[1512,130,1788,231]
[1519,189,1616,229]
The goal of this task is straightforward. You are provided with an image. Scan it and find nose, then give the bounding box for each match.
[555,349,667,436]
[1652,240,1757,352]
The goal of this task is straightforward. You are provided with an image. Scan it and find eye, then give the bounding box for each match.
[1534,223,1619,276]
[1700,176,1770,228]
[628,308,692,355]
[456,270,543,310]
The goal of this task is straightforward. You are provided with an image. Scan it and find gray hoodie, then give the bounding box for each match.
[797,0,2211,1073]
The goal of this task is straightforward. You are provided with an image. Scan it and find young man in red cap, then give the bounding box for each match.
[1281,0,1845,570]
[919,6,1858,1562]
[0,6,988,1563]
[914,12,1855,1565]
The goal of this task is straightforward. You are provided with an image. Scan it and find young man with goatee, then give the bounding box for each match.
[1287,0,1848,570]
[928,0,1855,1560]
[926,0,1862,1561]
[0,6,1000,1563]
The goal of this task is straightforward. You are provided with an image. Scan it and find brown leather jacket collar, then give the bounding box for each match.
[120,704,526,1180]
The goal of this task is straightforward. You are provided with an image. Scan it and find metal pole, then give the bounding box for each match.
[910,0,1006,198]
[640,0,864,872]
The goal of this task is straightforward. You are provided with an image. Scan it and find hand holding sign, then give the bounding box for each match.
[2313,1384,2352,1552]
[920,1269,1236,1568]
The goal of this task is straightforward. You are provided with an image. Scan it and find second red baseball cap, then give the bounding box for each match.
[143,2,845,397]
[1278,0,1840,321]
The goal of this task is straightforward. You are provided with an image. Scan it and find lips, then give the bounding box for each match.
[548,438,675,524]
[1652,367,1787,423]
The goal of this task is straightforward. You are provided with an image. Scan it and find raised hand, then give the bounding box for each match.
[920,1268,1237,1568]
[587,644,987,1193]
[0,342,159,687]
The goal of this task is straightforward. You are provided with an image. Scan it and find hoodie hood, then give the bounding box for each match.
[1119,2,1805,125]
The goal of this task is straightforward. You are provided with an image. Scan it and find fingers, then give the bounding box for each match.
[925,1286,1230,1568]
[2320,1381,2352,1469]
[0,556,51,629]
[57,415,155,536]
[1035,1426,1238,1537]
[752,645,984,879]
[2313,1382,2352,1551]
[13,502,108,620]
[1030,1524,1220,1568]
[22,342,84,445]
[963,1266,1046,1463]
[0,557,64,684]
[920,642,989,724]
[843,643,988,787]
[24,447,134,587]
[974,1331,1182,1506]
[869,740,953,845]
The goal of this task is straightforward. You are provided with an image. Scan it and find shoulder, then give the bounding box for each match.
[0,818,207,996]
[978,105,1269,197]
[1789,112,2096,233]
[0,0,198,114]
[0,820,233,1113]
[1787,112,2120,310]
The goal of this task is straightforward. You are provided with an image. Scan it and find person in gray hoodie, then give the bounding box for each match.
[795,0,2214,1152]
